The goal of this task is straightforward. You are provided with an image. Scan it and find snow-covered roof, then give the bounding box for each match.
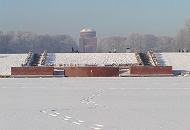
[45,53,138,66]
[0,54,27,75]
[156,53,190,71]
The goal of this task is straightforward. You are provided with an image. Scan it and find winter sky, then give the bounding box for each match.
[0,0,190,38]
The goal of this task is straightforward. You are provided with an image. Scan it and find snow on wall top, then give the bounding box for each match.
[0,54,27,75]
[1,53,190,74]
[45,53,138,66]
[156,53,190,71]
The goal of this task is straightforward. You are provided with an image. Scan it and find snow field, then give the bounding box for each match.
[0,77,190,130]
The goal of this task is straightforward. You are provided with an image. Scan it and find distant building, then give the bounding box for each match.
[79,28,97,53]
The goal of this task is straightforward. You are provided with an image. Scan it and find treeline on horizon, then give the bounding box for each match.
[0,19,190,53]
[0,32,78,53]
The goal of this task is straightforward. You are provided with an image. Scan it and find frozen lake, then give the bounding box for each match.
[0,77,190,130]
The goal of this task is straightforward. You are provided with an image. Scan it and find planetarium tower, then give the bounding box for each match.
[79,28,97,53]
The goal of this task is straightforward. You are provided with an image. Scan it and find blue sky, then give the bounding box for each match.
[0,0,190,38]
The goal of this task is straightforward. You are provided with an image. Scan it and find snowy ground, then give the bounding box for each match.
[0,54,27,75]
[156,53,190,71]
[0,77,190,130]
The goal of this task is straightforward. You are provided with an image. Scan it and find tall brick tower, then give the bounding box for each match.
[79,28,97,53]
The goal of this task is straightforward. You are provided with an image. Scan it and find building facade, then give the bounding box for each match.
[79,28,97,53]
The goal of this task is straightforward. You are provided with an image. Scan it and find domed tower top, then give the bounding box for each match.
[80,28,95,33]
[80,27,96,38]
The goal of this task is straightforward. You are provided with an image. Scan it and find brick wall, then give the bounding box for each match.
[56,67,119,77]
[130,66,172,76]
[11,67,54,76]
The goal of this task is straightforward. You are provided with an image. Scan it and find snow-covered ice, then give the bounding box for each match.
[0,77,190,130]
